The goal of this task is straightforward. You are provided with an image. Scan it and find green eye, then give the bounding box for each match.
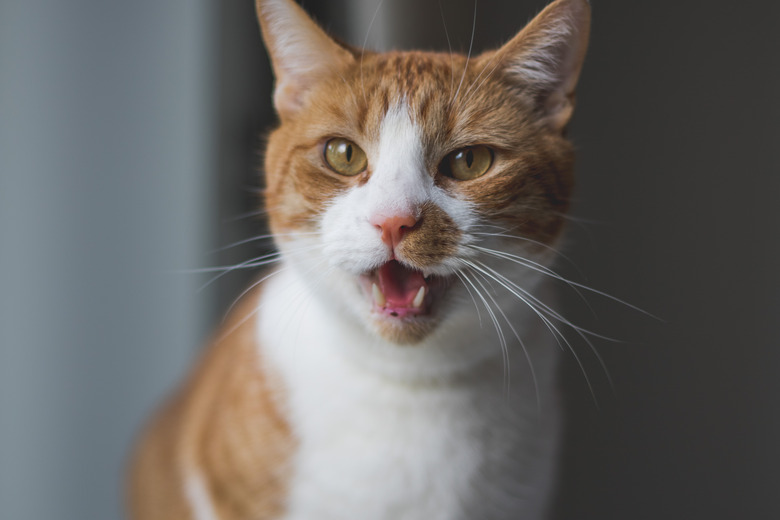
[324,138,368,176]
[441,146,493,181]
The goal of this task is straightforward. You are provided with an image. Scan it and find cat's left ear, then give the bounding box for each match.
[255,0,355,119]
[487,0,591,132]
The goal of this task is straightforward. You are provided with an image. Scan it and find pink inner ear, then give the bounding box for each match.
[258,0,355,119]
[378,261,427,307]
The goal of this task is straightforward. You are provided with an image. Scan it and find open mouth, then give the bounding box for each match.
[359,260,445,319]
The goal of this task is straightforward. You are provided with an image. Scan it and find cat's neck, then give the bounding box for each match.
[256,264,561,520]
[259,263,559,388]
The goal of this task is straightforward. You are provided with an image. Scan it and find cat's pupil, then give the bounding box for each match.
[466,149,474,168]
[346,144,353,163]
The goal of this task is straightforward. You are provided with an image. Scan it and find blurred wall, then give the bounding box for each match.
[1,1,778,519]
[0,1,216,518]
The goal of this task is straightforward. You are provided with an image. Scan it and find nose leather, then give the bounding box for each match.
[370,213,418,249]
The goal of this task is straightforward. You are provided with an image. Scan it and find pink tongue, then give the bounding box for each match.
[377,261,426,306]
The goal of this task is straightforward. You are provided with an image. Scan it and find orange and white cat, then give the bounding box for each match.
[129,0,590,518]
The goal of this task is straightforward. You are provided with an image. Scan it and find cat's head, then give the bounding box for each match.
[256,0,589,347]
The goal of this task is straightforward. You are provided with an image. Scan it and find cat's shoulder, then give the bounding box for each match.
[128,281,294,520]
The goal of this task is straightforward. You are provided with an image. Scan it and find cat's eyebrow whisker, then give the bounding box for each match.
[359,0,386,104]
[450,0,478,108]
[460,46,507,103]
[462,259,600,407]
[436,0,455,96]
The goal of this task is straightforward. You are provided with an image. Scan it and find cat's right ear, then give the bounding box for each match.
[256,0,354,119]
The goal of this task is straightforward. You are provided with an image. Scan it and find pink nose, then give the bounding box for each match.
[370,213,418,249]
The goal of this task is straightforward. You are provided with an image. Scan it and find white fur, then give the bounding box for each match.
[261,103,563,519]
[185,470,219,520]
[259,269,560,520]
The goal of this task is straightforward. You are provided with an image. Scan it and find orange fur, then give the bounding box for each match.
[127,287,293,519]
[265,47,576,259]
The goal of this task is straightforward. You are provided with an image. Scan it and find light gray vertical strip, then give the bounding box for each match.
[347,0,393,51]
[0,1,215,519]
[343,0,528,58]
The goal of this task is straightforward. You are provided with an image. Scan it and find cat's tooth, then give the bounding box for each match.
[372,283,386,307]
[412,286,426,308]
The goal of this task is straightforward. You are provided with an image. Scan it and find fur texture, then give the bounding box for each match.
[128,0,590,518]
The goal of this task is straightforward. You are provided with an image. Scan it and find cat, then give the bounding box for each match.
[128,0,591,518]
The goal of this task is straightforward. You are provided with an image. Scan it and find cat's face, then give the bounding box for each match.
[257,0,589,346]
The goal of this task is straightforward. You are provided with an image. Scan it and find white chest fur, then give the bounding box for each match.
[258,269,561,520]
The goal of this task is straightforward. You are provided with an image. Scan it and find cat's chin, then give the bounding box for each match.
[358,260,453,345]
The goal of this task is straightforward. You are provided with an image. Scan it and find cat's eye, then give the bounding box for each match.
[324,138,368,177]
[441,146,493,181]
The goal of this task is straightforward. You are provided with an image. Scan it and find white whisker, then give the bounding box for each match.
[472,259,617,343]
[472,230,579,270]
[462,259,599,406]
[215,267,288,342]
[468,244,609,316]
[457,269,510,395]
[462,264,542,411]
[436,0,455,96]
[177,253,282,275]
[210,230,323,254]
[468,243,587,300]
[222,209,268,223]
[195,242,324,291]
[460,45,506,103]
[360,0,386,104]
[454,270,483,327]
[472,260,615,395]
[450,0,478,107]
[220,267,289,325]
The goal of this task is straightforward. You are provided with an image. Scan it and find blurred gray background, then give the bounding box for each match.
[1,0,778,519]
